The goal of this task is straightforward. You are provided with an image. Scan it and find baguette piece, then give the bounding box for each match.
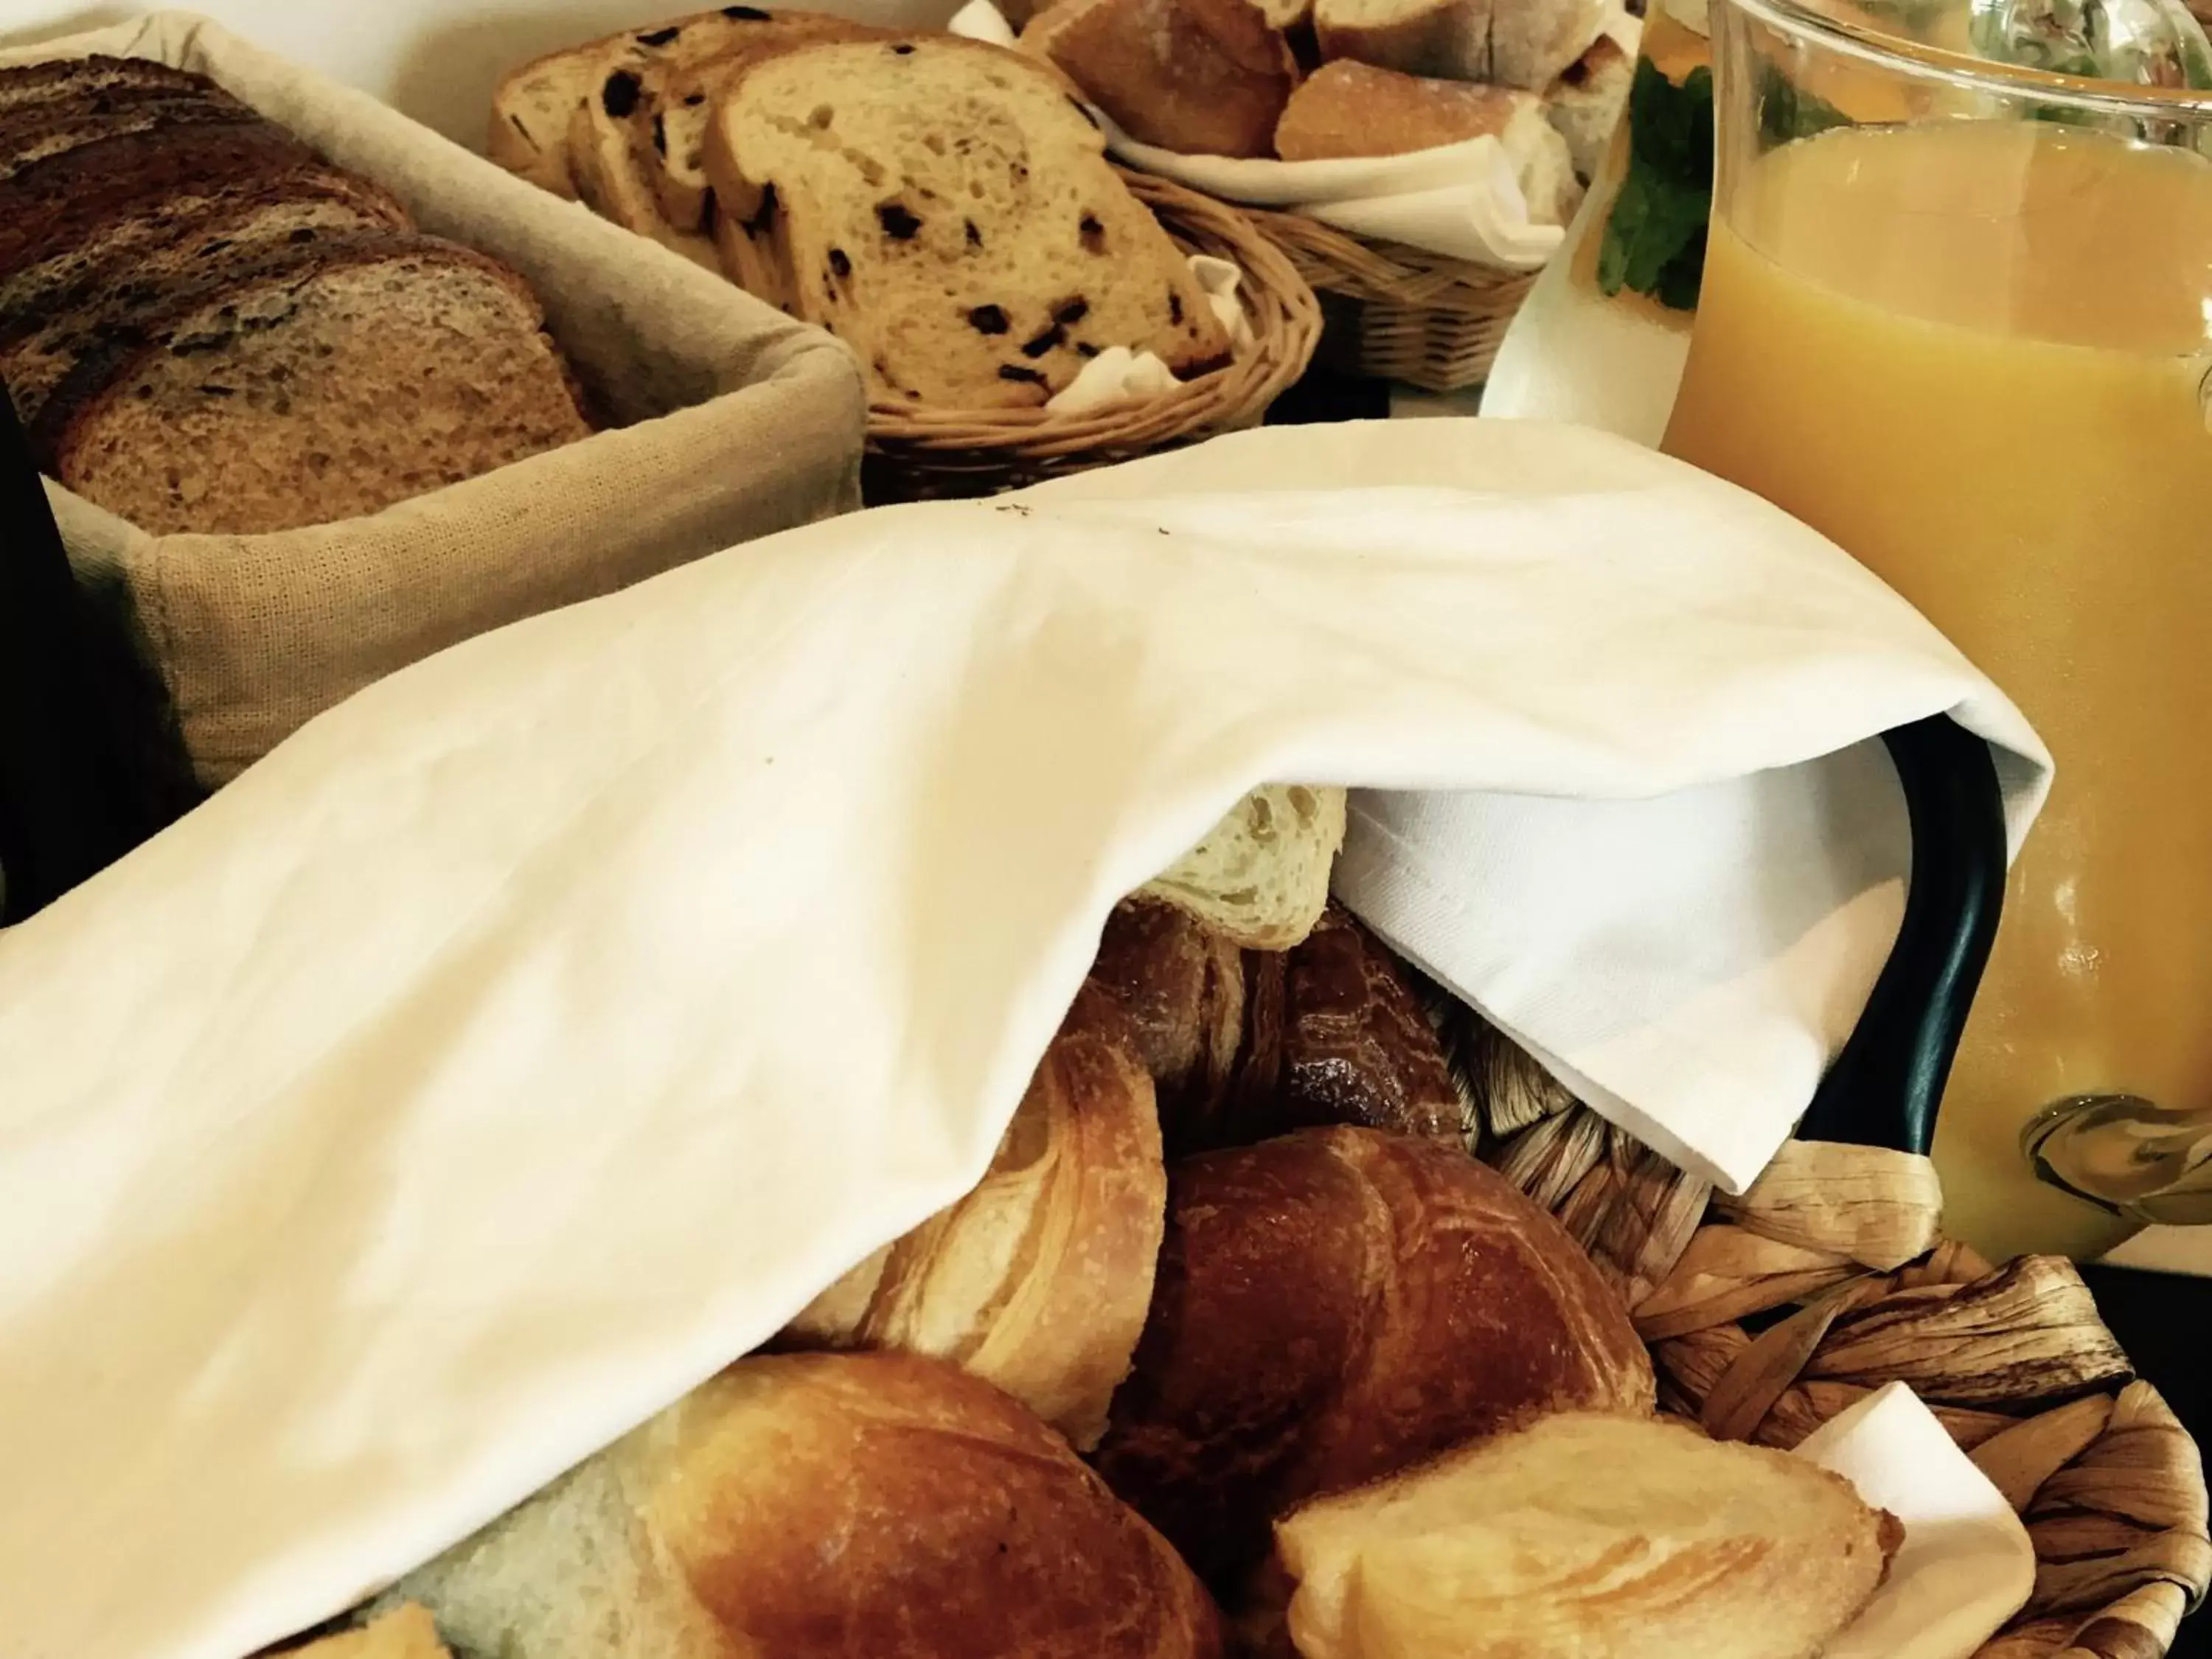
[1275,61,1580,223]
[1093,1127,1655,1586]
[383,1352,1225,1659]
[36,235,591,535]
[780,981,1166,1452]
[1314,0,1607,91]
[1545,30,1632,181]
[703,37,1229,408]
[1140,784,1346,952]
[1022,0,1299,159]
[1273,1413,1904,1659]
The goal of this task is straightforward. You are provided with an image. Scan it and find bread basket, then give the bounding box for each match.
[859,172,1322,504]
[1241,206,1538,396]
[1456,717,2211,1658]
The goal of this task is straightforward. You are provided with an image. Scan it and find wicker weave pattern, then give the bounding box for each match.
[860,172,1321,501]
[1471,1075,2212,1658]
[1242,206,1538,395]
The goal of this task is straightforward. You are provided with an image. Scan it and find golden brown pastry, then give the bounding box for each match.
[1272,1413,1903,1659]
[780,981,1165,1450]
[1092,1126,1655,1585]
[385,1352,1225,1659]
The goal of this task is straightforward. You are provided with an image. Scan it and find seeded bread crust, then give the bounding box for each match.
[38,234,594,535]
[703,37,1231,410]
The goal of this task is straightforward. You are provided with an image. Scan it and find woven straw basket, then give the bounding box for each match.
[1447,1034,2212,1659]
[1242,206,1538,395]
[861,172,1322,503]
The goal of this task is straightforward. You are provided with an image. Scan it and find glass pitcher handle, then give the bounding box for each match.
[1795,716,2008,1156]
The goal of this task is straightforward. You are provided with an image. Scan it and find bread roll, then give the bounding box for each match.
[781,981,1165,1451]
[1093,1127,1654,1585]
[386,1352,1224,1659]
[1140,784,1346,951]
[1314,0,1607,91]
[1273,1413,1903,1659]
[1022,0,1300,159]
[1274,60,1582,222]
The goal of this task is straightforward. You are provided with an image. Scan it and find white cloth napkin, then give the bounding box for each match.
[0,421,2048,1659]
[944,0,1559,268]
[1798,1382,2037,1659]
[1044,256,1255,415]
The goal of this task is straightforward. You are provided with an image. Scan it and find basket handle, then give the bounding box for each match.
[1795,716,2008,1157]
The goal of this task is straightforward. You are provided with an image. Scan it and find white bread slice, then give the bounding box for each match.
[701,37,1231,408]
[1274,1413,1903,1659]
[286,1605,448,1658]
[781,983,1164,1452]
[1139,784,1346,951]
[1544,31,1632,181]
[1275,60,1582,223]
[1315,0,1607,90]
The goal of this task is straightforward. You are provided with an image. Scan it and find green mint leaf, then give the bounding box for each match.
[1596,58,1714,310]
[1756,63,1849,143]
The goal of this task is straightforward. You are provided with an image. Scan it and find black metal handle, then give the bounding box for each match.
[0,379,200,923]
[1797,715,2009,1155]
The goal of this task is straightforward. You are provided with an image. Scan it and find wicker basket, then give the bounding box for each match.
[1463,1067,2212,1659]
[860,172,1322,503]
[1242,205,1538,396]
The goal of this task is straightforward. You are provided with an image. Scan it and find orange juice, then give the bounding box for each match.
[1664,120,2212,1260]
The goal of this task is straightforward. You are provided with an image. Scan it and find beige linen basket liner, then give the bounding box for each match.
[1455,1032,2212,1659]
[4,13,869,787]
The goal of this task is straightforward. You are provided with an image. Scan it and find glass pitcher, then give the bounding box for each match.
[1662,0,2212,1259]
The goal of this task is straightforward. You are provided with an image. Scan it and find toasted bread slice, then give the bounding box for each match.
[702,36,1228,408]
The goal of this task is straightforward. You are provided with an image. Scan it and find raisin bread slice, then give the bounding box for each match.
[36,234,594,535]
[702,38,1231,409]
[487,43,598,198]
[1,184,414,427]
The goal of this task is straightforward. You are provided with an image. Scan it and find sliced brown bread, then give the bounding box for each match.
[0,185,416,427]
[0,97,265,186]
[702,38,1231,409]
[0,151,407,321]
[0,54,228,118]
[0,121,318,277]
[36,234,594,535]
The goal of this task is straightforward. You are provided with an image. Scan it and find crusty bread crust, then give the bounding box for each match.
[1023,0,1299,159]
[1093,1126,1656,1585]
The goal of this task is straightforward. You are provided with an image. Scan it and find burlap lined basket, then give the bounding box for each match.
[1455,1026,2212,1659]
[1241,206,1539,395]
[859,172,1321,503]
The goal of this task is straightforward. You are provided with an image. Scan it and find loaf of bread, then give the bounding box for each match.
[1091,900,1465,1155]
[701,36,1231,408]
[0,56,592,535]
[383,1351,1225,1659]
[1021,0,1301,159]
[282,1606,448,1659]
[1545,31,1632,181]
[779,982,1165,1451]
[1313,0,1608,91]
[1140,784,1346,951]
[1093,1127,1655,1585]
[1272,1413,1904,1659]
[1274,60,1582,222]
